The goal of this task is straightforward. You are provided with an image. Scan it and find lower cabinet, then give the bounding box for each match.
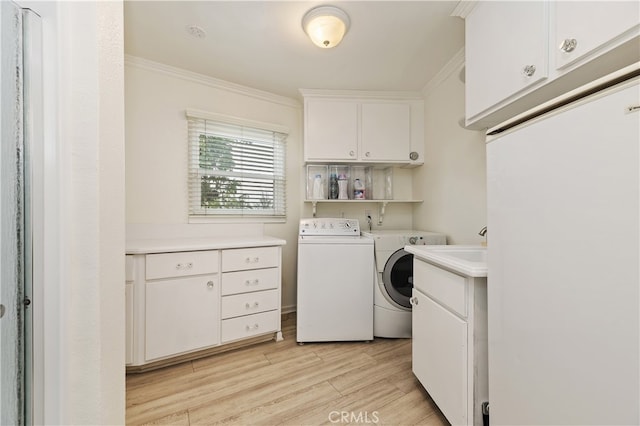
[126,241,284,369]
[412,260,488,426]
[413,290,468,426]
[145,275,220,361]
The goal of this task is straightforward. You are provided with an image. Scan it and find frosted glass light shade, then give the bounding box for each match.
[302,6,350,49]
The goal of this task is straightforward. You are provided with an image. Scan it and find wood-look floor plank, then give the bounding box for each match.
[214,381,342,425]
[376,387,446,426]
[126,314,450,426]
[282,379,406,426]
[127,352,324,424]
[140,410,190,426]
[187,352,376,425]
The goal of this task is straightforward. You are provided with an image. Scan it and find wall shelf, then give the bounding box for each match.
[304,199,423,224]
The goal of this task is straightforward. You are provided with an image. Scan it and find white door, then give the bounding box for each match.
[487,79,640,424]
[1,3,42,424]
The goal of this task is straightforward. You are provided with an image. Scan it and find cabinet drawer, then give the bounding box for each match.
[221,289,279,319]
[221,310,279,343]
[221,268,279,296]
[414,260,467,317]
[222,247,279,272]
[146,250,219,280]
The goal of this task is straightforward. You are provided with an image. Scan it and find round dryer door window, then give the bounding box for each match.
[381,248,413,309]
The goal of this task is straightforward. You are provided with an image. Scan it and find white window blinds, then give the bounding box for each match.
[187,113,287,218]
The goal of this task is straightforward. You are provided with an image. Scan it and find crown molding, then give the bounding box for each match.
[422,48,465,98]
[299,88,424,100]
[451,0,477,19]
[124,55,301,109]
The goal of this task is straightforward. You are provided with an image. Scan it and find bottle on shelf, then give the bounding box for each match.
[338,174,349,199]
[353,178,365,199]
[329,174,339,199]
[312,174,324,199]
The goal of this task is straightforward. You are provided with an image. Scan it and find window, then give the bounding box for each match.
[187,111,287,219]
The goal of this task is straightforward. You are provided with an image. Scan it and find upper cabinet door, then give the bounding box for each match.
[304,99,358,162]
[555,1,640,70]
[465,1,549,120]
[361,103,410,162]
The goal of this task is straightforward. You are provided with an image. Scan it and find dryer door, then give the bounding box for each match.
[381,249,413,309]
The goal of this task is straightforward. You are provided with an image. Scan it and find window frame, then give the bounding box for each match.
[186,109,288,223]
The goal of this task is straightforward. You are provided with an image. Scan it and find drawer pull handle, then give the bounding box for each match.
[244,279,260,286]
[206,281,214,289]
[245,257,260,264]
[246,323,260,331]
[245,301,260,309]
[175,262,194,270]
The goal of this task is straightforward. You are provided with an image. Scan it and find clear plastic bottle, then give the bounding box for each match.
[329,174,338,199]
[353,178,365,199]
[338,174,349,199]
[312,174,323,199]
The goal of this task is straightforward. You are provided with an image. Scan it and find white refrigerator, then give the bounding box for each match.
[486,67,639,424]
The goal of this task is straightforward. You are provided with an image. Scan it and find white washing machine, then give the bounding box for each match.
[361,230,446,338]
[297,218,374,343]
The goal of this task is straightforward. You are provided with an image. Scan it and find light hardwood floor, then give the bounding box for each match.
[126,314,449,425]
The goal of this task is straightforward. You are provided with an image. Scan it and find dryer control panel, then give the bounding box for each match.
[299,218,361,236]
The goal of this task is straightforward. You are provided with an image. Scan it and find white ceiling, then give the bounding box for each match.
[124,1,465,100]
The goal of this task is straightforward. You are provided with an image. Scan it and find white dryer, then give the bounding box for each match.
[361,230,446,338]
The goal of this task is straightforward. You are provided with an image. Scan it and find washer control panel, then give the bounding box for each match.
[299,218,360,236]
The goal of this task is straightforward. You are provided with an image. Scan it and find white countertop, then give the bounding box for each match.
[405,245,488,278]
[126,235,286,254]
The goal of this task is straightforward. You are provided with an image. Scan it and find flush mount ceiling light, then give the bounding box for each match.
[302,5,350,49]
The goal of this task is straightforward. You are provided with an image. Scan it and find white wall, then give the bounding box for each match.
[414,51,487,244]
[125,57,302,310]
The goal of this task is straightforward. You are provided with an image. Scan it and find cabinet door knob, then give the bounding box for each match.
[410,296,418,306]
[365,151,371,157]
[522,65,536,77]
[559,38,577,53]
[349,150,355,157]
[206,281,214,288]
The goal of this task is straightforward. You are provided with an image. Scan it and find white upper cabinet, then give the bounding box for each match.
[360,103,411,162]
[301,90,424,166]
[458,0,640,129]
[555,1,640,70]
[465,1,548,120]
[304,99,359,161]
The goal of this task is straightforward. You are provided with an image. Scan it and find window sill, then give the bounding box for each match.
[188,216,286,225]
